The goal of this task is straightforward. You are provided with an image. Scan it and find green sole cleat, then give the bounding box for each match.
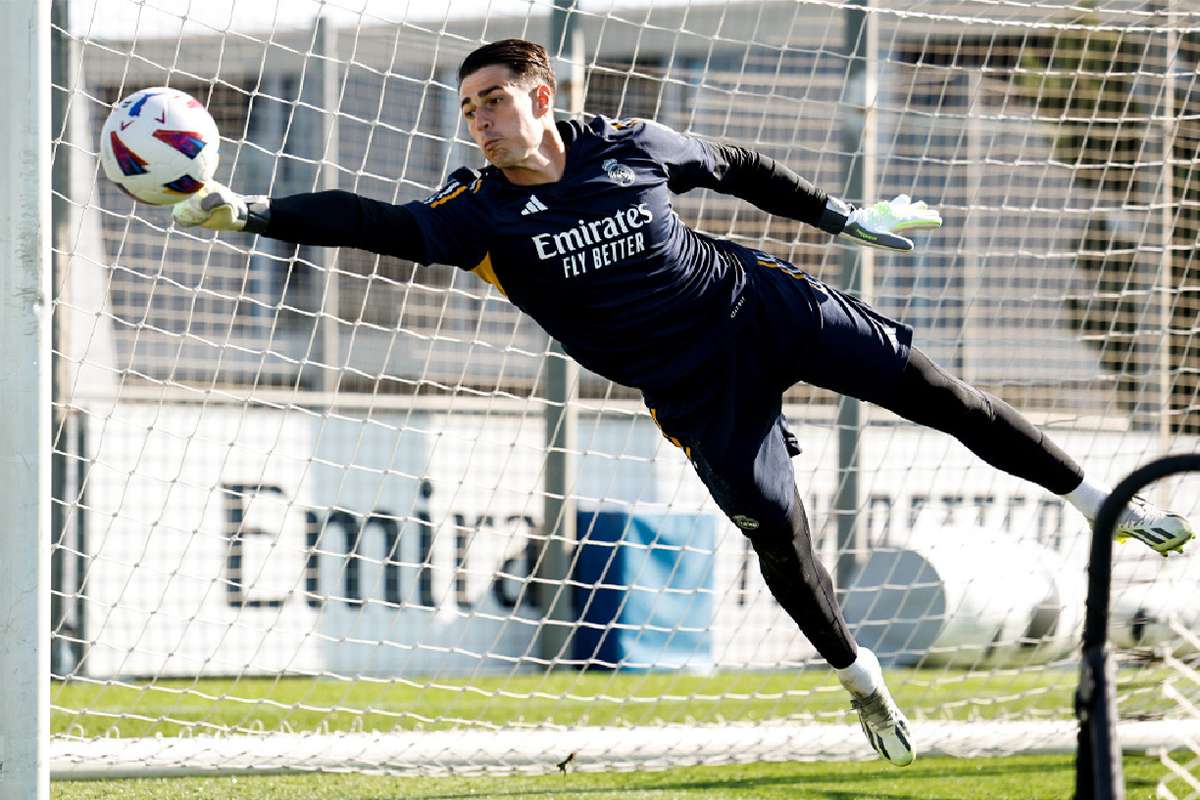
[1113,495,1195,557]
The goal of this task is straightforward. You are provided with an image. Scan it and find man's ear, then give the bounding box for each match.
[531,83,554,117]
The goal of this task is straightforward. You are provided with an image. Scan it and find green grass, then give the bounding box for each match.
[51,754,1166,799]
[50,670,1185,797]
[51,667,1170,738]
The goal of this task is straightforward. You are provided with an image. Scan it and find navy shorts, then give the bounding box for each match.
[747,251,913,404]
[645,252,913,530]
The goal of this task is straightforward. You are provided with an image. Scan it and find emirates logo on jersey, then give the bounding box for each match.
[531,202,654,280]
[602,158,636,187]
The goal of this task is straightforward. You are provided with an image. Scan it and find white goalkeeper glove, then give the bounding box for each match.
[172,181,270,233]
[820,194,942,252]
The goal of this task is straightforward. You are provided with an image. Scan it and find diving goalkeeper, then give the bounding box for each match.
[173,38,1195,768]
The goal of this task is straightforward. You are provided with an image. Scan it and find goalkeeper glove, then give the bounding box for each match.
[818,194,941,252]
[172,181,270,234]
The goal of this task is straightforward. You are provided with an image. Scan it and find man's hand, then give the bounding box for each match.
[839,194,942,252]
[172,182,269,233]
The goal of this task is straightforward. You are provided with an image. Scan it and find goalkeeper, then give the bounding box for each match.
[174,38,1194,768]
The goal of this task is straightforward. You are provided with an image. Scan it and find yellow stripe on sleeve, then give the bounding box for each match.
[429,184,467,208]
[470,253,505,295]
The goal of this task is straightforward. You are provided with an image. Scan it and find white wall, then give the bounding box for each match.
[73,401,1199,677]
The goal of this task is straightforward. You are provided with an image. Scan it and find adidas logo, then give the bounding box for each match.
[520,195,549,216]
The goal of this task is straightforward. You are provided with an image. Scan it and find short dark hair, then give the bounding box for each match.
[458,39,557,94]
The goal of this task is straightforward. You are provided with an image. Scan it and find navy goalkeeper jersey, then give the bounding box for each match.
[406,116,769,394]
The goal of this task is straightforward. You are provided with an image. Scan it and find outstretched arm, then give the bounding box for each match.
[699,143,942,253]
[696,143,829,226]
[173,184,428,263]
[625,119,940,252]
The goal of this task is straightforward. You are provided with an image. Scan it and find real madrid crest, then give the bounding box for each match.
[602,158,636,187]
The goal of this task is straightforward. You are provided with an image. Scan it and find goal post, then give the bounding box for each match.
[1078,454,1200,800]
[1,0,51,798]
[31,0,1200,789]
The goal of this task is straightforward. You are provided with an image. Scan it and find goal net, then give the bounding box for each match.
[42,0,1200,783]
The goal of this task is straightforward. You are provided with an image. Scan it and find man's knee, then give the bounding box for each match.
[897,349,995,433]
[949,382,998,435]
[691,451,793,532]
[724,490,794,535]
[742,489,812,551]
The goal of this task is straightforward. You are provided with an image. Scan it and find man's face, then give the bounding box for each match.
[459,65,549,169]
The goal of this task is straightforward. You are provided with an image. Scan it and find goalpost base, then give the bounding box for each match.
[52,720,1199,779]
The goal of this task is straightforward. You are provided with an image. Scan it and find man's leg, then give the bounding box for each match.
[685,409,855,668]
[774,271,1192,554]
[882,348,1194,553]
[885,347,1082,493]
[677,404,914,766]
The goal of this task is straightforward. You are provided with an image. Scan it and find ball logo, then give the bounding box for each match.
[602,158,636,187]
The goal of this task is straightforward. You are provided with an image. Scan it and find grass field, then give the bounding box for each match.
[49,668,1179,797]
[52,754,1165,799]
[50,665,1171,737]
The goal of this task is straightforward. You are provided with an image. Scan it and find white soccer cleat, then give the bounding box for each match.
[837,647,915,766]
[1112,495,1195,557]
[849,682,915,767]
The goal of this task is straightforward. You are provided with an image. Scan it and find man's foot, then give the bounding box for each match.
[849,682,915,766]
[1112,495,1194,557]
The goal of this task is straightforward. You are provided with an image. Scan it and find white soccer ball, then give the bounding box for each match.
[99,87,220,206]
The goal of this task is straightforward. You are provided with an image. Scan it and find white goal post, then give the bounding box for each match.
[2,1,51,798]
[13,0,1200,793]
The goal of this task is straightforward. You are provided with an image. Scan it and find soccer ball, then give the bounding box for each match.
[99,87,220,206]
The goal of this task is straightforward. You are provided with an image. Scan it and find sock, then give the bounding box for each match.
[836,646,881,696]
[1062,477,1110,522]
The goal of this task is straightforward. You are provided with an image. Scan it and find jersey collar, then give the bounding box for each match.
[485,119,587,192]
[557,118,582,148]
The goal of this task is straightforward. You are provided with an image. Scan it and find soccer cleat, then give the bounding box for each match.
[1112,495,1195,557]
[849,684,915,767]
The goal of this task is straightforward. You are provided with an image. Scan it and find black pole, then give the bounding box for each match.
[1075,453,1200,799]
[50,0,71,679]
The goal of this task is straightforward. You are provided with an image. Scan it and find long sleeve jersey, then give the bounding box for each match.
[265,115,832,394]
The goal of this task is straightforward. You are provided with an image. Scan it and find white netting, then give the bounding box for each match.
[45,0,1200,783]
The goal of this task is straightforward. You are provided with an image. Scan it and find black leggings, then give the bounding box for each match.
[885,348,1084,495]
[684,347,1085,670]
